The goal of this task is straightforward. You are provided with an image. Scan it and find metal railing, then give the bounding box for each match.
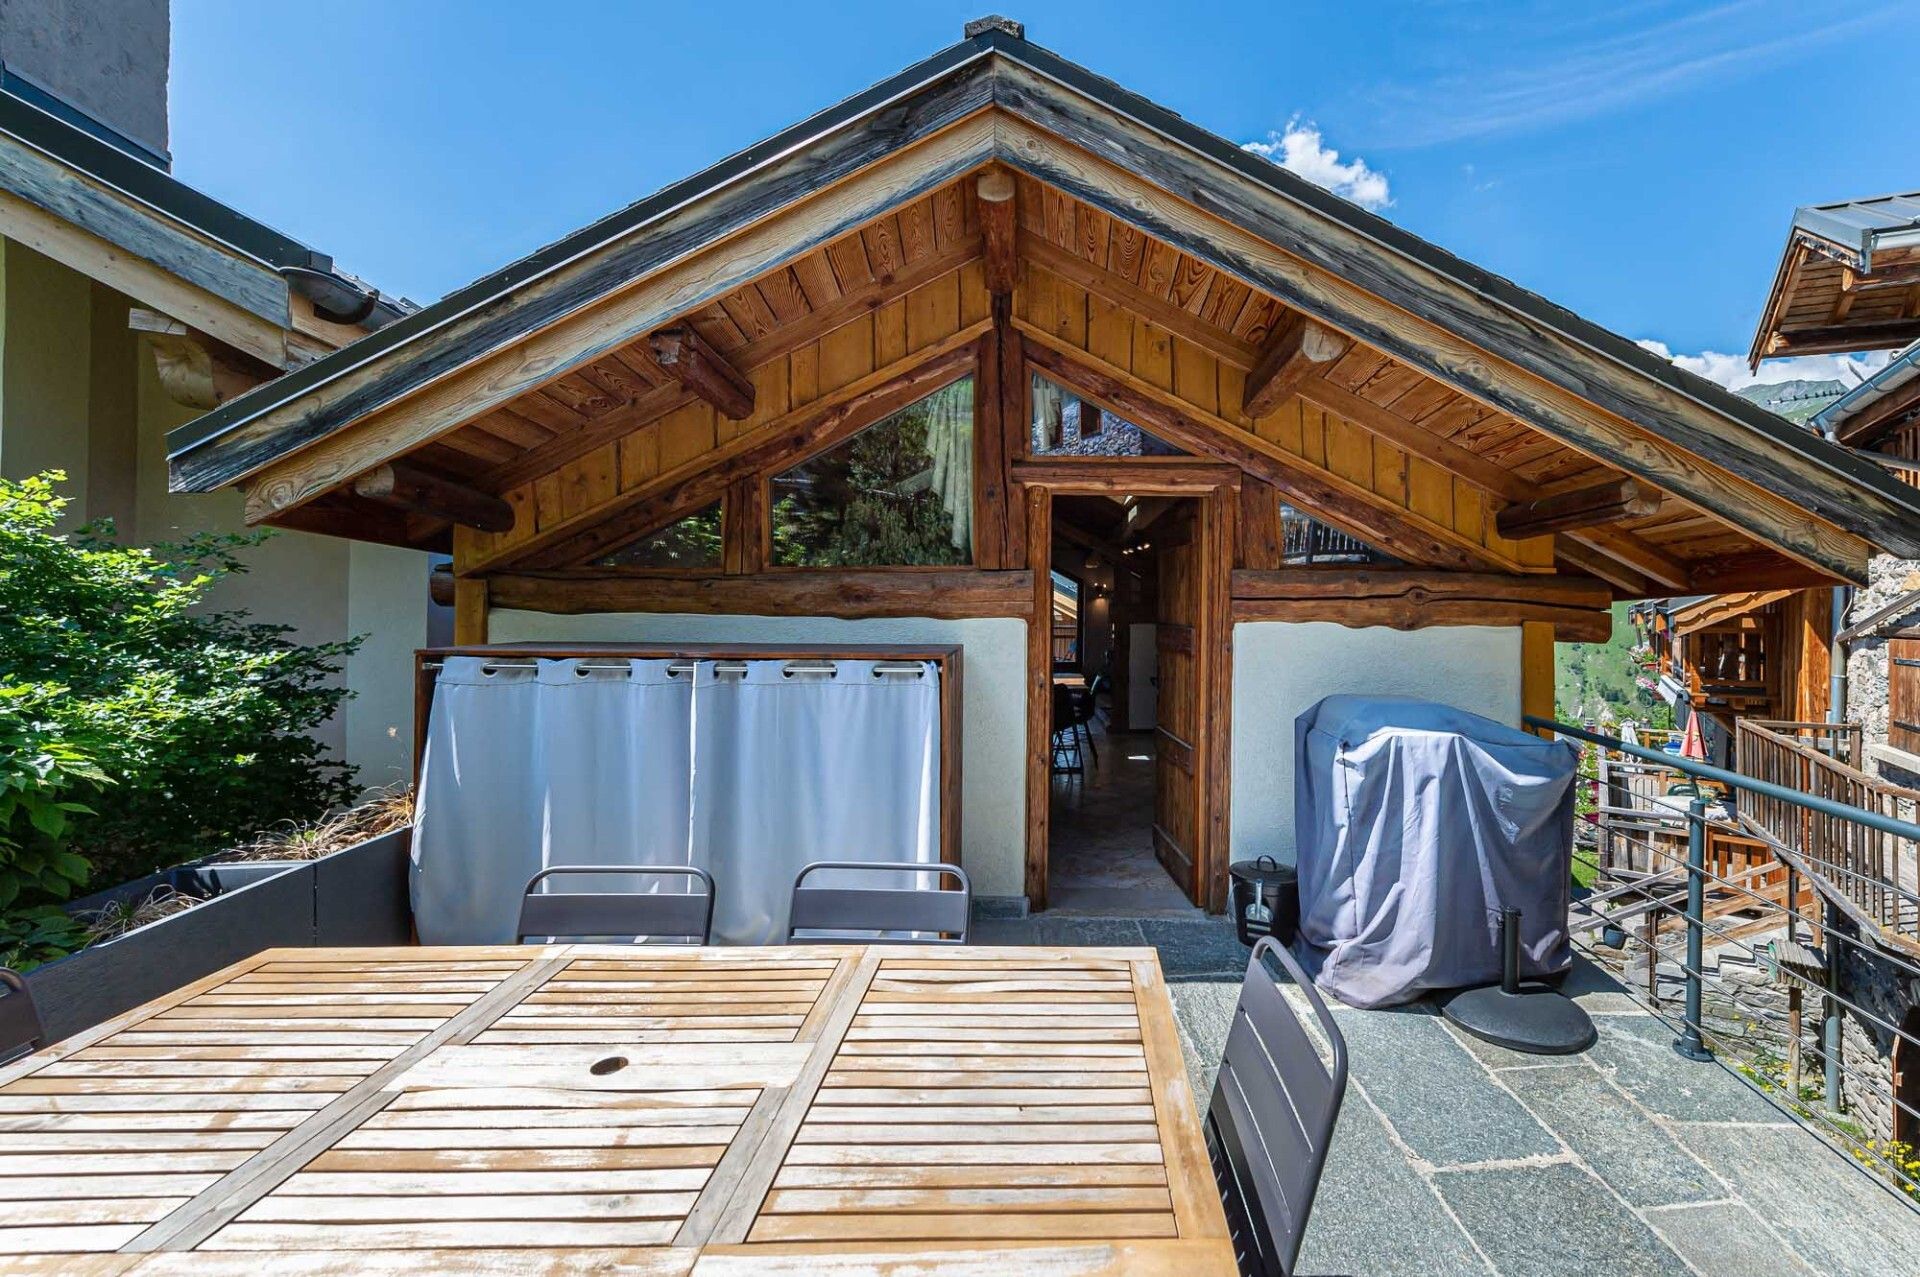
[1538,715,1920,1202]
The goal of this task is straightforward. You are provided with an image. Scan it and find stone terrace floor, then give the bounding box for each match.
[972,909,1920,1277]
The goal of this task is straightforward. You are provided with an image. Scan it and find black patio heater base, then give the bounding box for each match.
[1438,907,1597,1056]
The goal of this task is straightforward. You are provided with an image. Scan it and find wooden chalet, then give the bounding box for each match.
[1750,190,1920,365]
[164,18,1920,914]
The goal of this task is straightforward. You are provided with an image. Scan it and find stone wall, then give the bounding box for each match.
[1834,918,1919,1143]
[1846,554,1920,786]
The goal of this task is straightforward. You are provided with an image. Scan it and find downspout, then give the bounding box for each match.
[1825,584,1850,1113]
[1828,585,1851,759]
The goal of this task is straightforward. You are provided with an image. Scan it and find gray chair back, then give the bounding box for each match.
[786,861,970,944]
[0,969,45,1065]
[517,865,714,944]
[1207,936,1349,1277]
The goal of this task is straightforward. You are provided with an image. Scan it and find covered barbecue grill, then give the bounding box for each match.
[1292,695,1579,1009]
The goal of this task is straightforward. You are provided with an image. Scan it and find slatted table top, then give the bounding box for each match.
[0,945,1234,1274]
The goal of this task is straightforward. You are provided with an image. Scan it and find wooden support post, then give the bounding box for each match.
[1238,477,1284,570]
[976,169,1018,298]
[354,462,516,533]
[998,293,1028,566]
[723,476,764,575]
[974,315,1010,568]
[1496,477,1662,540]
[1241,315,1351,419]
[453,578,489,645]
[649,325,755,419]
[1522,620,1555,736]
[1024,485,1051,911]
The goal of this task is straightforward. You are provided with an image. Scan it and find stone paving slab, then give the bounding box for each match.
[1498,1060,1723,1208]
[1330,1004,1562,1167]
[1298,1096,1491,1276]
[1677,1121,1920,1277]
[1434,1162,1695,1276]
[1641,1201,1817,1277]
[1585,1015,1780,1123]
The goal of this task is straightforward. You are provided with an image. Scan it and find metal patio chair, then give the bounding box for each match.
[785,860,971,944]
[516,865,715,944]
[0,969,45,1065]
[1207,936,1349,1277]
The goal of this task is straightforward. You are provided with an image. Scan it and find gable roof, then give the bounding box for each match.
[1792,191,1920,270]
[1749,189,1920,368]
[0,84,411,367]
[163,19,1920,579]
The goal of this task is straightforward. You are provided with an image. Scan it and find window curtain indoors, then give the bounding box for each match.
[922,378,974,553]
[691,659,941,944]
[412,655,940,944]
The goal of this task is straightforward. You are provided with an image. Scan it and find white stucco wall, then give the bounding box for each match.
[488,609,1031,899]
[1230,622,1523,866]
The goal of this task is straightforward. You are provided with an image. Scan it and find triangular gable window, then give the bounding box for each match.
[1281,504,1397,565]
[771,376,974,567]
[1030,373,1185,458]
[594,501,722,569]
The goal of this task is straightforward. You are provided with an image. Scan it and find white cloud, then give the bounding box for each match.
[1243,120,1391,211]
[1635,339,1888,392]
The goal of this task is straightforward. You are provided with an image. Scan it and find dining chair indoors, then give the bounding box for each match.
[0,968,46,1065]
[785,860,971,944]
[1207,936,1349,1277]
[516,865,715,944]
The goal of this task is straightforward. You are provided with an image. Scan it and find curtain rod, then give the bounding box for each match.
[420,658,928,677]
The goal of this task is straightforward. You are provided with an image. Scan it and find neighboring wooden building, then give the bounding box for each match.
[164,19,1920,913]
[0,0,433,787]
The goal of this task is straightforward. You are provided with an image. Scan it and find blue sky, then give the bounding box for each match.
[170,1,1920,389]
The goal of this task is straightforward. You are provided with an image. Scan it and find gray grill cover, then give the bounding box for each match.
[1292,695,1579,1008]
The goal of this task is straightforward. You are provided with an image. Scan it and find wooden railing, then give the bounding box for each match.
[1736,718,1920,948]
[1748,719,1863,769]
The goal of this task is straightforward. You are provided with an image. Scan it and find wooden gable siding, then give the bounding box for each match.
[457,261,994,573]
[1013,258,1551,573]
[989,108,1883,580]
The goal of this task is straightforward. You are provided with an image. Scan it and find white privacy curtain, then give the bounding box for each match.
[411,657,693,944]
[411,655,941,945]
[691,660,941,944]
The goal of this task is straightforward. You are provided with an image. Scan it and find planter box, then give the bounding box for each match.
[27,827,414,1041]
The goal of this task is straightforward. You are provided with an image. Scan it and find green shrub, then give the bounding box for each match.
[0,471,360,895]
[0,683,104,900]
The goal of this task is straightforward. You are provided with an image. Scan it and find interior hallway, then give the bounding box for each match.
[1047,717,1199,916]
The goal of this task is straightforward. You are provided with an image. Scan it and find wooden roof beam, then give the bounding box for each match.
[1242,315,1351,419]
[648,325,755,419]
[353,461,515,533]
[1495,477,1662,540]
[1124,496,1175,539]
[130,309,279,410]
[976,169,1017,297]
[1018,330,1515,573]
[1765,317,1920,358]
[1291,371,1687,590]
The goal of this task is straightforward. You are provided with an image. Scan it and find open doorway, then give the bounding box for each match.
[1045,490,1207,914]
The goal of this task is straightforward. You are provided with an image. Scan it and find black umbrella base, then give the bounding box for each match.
[1439,982,1598,1055]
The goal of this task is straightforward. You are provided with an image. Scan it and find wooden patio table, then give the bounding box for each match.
[0,944,1234,1274]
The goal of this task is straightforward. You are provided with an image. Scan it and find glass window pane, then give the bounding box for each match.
[1029,372,1184,457]
[594,501,722,569]
[770,376,974,567]
[1280,503,1397,565]
[1051,570,1080,666]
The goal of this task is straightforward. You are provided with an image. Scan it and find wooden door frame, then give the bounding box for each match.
[1020,468,1236,913]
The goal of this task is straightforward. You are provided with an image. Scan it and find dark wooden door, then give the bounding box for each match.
[1153,502,1205,903]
